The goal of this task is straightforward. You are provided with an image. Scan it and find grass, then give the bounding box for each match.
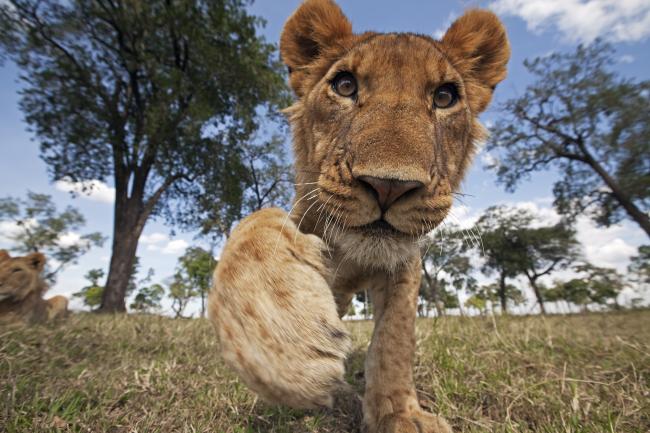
[1,311,648,432]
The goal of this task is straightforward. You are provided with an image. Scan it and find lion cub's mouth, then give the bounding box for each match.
[356,219,407,237]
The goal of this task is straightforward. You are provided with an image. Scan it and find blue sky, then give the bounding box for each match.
[1,0,649,314]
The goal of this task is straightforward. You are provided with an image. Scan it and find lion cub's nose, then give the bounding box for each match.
[357,176,423,212]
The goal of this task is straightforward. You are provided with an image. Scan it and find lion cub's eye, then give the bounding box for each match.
[433,84,459,109]
[332,72,357,98]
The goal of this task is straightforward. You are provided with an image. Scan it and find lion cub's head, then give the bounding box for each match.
[0,250,47,302]
[281,0,510,269]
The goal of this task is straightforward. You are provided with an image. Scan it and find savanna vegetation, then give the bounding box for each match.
[1,311,649,432]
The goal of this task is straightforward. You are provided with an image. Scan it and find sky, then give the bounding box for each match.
[1,0,649,315]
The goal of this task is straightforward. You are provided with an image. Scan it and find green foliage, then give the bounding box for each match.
[464,294,487,314]
[130,283,165,313]
[628,245,649,289]
[177,247,216,317]
[551,263,625,310]
[420,224,475,315]
[473,206,533,312]
[0,0,289,310]
[487,40,650,235]
[72,258,149,310]
[168,272,198,319]
[198,134,293,238]
[0,192,105,283]
[73,269,105,309]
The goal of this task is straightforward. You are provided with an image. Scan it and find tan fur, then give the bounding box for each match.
[209,1,509,431]
[0,250,69,324]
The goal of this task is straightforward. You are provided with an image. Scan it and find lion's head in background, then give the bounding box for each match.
[0,250,68,323]
[0,250,47,302]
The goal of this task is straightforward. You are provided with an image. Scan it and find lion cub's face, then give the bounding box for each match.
[281,0,510,268]
[0,250,46,302]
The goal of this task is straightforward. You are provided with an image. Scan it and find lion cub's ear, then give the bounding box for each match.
[0,250,10,263]
[26,252,46,273]
[441,9,510,113]
[280,0,353,96]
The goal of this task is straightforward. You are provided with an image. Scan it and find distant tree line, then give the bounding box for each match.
[412,204,645,317]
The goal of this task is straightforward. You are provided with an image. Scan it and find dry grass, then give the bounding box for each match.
[1,311,648,432]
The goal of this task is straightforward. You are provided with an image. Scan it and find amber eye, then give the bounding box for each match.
[332,72,357,98]
[433,84,459,109]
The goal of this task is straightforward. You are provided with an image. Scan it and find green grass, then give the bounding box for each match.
[1,311,648,432]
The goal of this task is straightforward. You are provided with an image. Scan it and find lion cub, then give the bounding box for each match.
[209,1,510,431]
[0,250,69,324]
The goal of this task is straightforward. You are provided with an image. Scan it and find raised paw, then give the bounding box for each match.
[376,412,452,433]
[209,208,350,409]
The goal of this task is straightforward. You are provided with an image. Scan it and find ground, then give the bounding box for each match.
[1,311,648,433]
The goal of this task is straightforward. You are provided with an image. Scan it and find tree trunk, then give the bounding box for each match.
[422,264,443,316]
[99,186,148,312]
[527,274,547,315]
[201,291,206,318]
[364,289,369,320]
[499,271,508,314]
[584,152,650,237]
[99,214,144,312]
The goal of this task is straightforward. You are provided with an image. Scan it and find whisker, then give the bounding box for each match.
[314,194,335,236]
[293,196,322,244]
[273,187,320,255]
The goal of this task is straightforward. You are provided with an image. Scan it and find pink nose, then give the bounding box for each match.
[357,176,423,211]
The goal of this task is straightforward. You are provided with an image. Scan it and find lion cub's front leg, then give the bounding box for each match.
[209,208,350,408]
[364,257,452,433]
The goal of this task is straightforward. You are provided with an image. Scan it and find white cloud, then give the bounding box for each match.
[58,232,82,247]
[432,12,458,39]
[446,203,479,229]
[162,239,189,255]
[490,0,650,43]
[509,201,562,227]
[55,178,115,204]
[0,219,39,246]
[575,218,638,270]
[140,232,169,245]
[619,54,635,63]
[480,151,499,168]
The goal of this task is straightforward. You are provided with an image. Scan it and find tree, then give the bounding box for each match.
[168,273,198,319]
[552,263,625,311]
[473,206,531,313]
[444,254,477,316]
[0,0,288,312]
[355,290,372,320]
[628,245,649,290]
[513,223,581,314]
[345,302,356,318]
[130,283,165,313]
[72,256,147,310]
[464,294,488,316]
[467,282,523,315]
[73,268,105,309]
[486,41,650,236]
[177,246,216,317]
[190,133,293,240]
[420,224,474,316]
[0,192,105,283]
